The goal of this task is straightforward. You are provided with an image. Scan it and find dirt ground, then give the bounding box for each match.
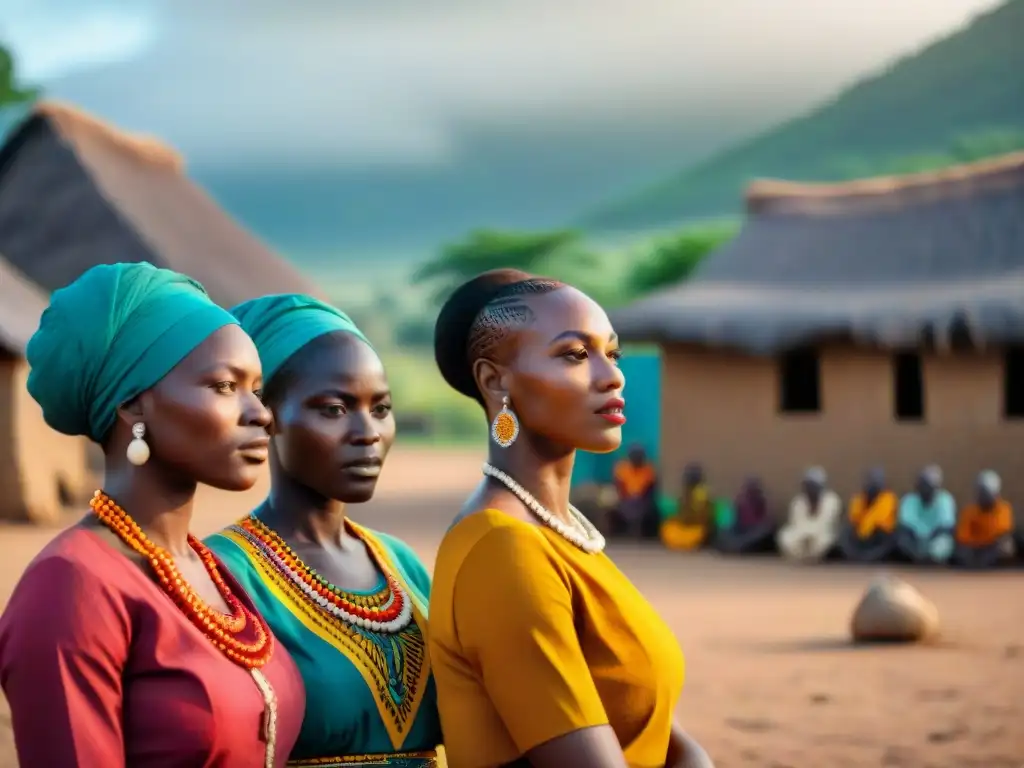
[0,447,1021,767]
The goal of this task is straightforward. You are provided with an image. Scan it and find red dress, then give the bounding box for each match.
[0,526,306,767]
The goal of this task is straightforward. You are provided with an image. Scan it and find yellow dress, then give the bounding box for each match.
[660,520,707,550]
[429,509,685,768]
[848,491,899,539]
[660,486,711,551]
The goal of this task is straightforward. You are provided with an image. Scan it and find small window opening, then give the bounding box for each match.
[1004,346,1024,419]
[893,352,924,421]
[779,348,820,413]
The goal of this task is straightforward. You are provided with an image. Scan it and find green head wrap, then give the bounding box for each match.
[230,294,371,385]
[26,262,238,443]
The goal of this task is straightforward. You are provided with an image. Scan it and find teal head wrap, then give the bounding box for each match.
[26,262,238,442]
[230,294,371,384]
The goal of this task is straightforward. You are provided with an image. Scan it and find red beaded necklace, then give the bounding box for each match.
[91,490,274,669]
[239,515,408,625]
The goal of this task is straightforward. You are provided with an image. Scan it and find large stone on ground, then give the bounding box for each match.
[850,575,940,644]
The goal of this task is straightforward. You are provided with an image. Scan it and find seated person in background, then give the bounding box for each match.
[953,470,1015,569]
[660,462,713,551]
[839,467,899,562]
[612,444,659,539]
[896,464,956,565]
[716,476,777,554]
[777,466,843,563]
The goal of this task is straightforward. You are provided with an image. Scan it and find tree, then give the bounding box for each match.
[949,128,1024,162]
[412,229,593,304]
[0,44,39,108]
[625,221,739,297]
[392,313,435,350]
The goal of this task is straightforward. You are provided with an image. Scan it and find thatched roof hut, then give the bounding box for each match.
[0,102,323,523]
[611,153,1024,509]
[0,254,88,524]
[0,250,47,354]
[614,152,1024,354]
[0,101,320,305]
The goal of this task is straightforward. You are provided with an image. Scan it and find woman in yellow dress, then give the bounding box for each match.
[428,270,714,768]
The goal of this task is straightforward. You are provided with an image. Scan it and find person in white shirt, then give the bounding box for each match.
[777,466,843,563]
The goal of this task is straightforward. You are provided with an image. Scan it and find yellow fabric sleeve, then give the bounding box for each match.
[848,494,866,526]
[450,524,609,754]
[854,492,898,537]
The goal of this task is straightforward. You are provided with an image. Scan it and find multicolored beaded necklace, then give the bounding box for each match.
[233,515,414,634]
[90,490,280,768]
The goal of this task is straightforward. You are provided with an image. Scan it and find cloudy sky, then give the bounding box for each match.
[0,0,1011,261]
[2,0,1005,171]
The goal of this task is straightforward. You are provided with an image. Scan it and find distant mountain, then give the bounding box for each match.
[582,0,1024,232]
[5,103,708,269]
[190,123,730,269]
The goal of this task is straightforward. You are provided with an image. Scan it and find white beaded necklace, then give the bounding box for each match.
[232,524,414,634]
[482,463,606,554]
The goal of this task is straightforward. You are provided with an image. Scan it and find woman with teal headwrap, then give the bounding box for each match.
[205,294,442,767]
[0,263,306,768]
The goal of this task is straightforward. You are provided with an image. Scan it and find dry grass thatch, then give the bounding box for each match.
[746,151,1024,216]
[612,150,1024,354]
[33,101,183,173]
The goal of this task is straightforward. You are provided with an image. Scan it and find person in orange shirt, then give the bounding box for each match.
[612,444,659,539]
[838,467,899,562]
[953,470,1016,569]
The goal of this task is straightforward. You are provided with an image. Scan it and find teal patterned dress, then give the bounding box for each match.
[206,517,442,767]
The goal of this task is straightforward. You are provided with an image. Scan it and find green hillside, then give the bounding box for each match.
[583,0,1024,232]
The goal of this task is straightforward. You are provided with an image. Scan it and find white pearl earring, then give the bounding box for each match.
[126,422,151,466]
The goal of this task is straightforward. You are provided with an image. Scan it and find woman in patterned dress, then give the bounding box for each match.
[206,294,442,767]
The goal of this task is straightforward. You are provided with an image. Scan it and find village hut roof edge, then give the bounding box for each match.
[0,101,322,308]
[612,152,1024,354]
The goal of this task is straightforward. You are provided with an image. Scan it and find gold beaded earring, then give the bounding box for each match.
[491,396,520,448]
[126,422,151,466]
